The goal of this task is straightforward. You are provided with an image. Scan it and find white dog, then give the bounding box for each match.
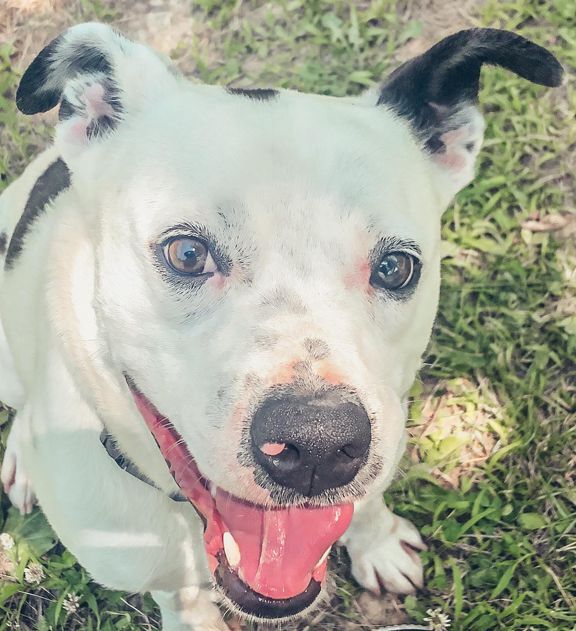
[0,24,563,629]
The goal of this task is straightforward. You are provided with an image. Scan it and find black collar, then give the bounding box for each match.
[100,430,187,502]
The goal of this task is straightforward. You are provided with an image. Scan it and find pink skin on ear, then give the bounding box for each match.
[61,82,116,143]
[84,83,115,119]
[435,126,472,171]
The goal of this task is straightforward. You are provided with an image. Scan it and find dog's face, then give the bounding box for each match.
[18,25,562,619]
[94,88,443,497]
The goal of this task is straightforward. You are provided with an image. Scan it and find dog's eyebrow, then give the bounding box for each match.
[370,236,422,264]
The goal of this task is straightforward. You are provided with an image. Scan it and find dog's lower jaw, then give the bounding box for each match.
[215,581,328,626]
[154,581,326,630]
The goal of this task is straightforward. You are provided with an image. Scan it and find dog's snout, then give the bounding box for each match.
[250,393,371,496]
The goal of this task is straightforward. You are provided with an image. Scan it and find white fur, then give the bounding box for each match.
[0,24,486,628]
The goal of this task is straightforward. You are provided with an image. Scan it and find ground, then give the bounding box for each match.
[0,1,574,630]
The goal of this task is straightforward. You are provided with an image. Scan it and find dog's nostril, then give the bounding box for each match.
[270,444,300,472]
[340,443,365,459]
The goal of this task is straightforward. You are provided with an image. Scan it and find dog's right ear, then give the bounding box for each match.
[17,23,178,151]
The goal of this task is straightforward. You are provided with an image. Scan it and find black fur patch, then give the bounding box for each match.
[16,35,64,115]
[5,159,71,270]
[17,38,114,115]
[0,232,7,256]
[378,28,564,150]
[226,87,279,101]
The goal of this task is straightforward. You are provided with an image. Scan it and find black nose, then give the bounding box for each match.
[250,392,371,497]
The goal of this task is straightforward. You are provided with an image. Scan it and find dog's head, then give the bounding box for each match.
[17,24,562,620]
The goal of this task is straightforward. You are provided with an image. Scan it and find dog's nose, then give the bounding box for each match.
[250,393,371,496]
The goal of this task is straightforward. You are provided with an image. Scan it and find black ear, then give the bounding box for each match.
[378,29,563,198]
[17,35,114,116]
[15,23,177,146]
[379,28,564,146]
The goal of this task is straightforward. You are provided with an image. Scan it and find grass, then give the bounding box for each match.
[1,0,574,629]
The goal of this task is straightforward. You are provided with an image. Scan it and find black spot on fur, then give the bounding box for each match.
[0,232,7,256]
[5,159,71,269]
[226,87,279,101]
[17,38,114,115]
[378,28,564,151]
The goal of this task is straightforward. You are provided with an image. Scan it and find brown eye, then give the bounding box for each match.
[163,237,215,276]
[371,252,418,291]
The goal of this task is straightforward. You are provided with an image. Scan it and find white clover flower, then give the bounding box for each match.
[62,592,80,614]
[0,550,17,577]
[423,607,452,631]
[0,532,15,550]
[24,562,45,584]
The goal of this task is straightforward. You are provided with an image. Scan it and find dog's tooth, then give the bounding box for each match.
[315,546,331,570]
[223,531,241,568]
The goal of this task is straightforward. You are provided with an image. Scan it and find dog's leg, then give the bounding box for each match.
[1,410,36,515]
[0,291,26,409]
[0,313,35,513]
[152,587,228,631]
[340,493,426,594]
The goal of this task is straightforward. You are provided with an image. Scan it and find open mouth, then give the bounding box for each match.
[128,379,354,620]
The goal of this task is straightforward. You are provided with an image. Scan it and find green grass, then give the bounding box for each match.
[1,1,574,629]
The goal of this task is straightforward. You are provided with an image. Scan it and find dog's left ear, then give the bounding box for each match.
[378,29,564,200]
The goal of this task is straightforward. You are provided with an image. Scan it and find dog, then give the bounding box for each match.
[0,23,563,629]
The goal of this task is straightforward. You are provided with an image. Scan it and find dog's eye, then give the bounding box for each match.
[371,252,418,291]
[163,237,217,276]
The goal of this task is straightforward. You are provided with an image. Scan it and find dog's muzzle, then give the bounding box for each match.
[124,377,356,621]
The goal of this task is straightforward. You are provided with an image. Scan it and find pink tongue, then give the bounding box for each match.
[215,489,353,599]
